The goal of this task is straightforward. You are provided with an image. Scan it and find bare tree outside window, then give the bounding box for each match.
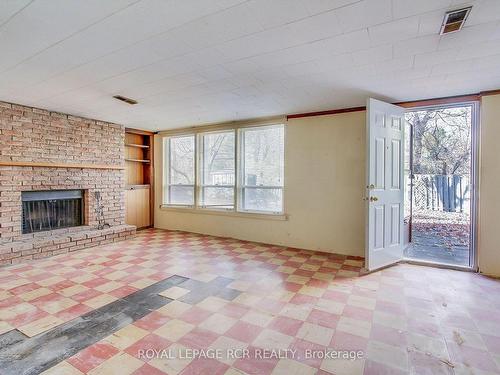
[404,105,472,267]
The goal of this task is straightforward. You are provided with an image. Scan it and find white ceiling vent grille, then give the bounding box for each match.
[440,7,472,35]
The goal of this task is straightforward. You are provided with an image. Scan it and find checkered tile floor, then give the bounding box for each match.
[1,229,500,374]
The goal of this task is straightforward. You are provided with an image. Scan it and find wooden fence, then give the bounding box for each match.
[412,174,470,213]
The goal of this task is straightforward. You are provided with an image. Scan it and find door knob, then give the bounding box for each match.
[370,196,378,202]
[366,184,375,189]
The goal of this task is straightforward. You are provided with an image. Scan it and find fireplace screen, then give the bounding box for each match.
[22,190,84,234]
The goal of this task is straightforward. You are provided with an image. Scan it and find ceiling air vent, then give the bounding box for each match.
[440,6,472,35]
[113,95,138,105]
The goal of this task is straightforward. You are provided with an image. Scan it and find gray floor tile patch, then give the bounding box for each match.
[178,276,241,304]
[0,275,188,375]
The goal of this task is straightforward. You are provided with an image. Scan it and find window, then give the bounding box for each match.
[163,124,285,215]
[165,135,195,206]
[199,130,235,209]
[239,125,284,213]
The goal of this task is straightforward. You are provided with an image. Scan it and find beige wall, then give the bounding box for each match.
[154,112,366,257]
[153,96,500,276]
[478,94,500,277]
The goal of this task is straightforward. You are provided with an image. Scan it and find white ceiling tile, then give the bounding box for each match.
[368,16,420,44]
[466,0,500,26]
[245,0,310,29]
[0,0,138,72]
[0,0,31,26]
[335,0,392,33]
[375,56,414,73]
[393,34,440,58]
[304,0,360,15]
[392,0,452,19]
[438,21,500,50]
[430,58,476,76]
[414,48,459,68]
[351,44,392,65]
[456,39,500,59]
[418,10,445,36]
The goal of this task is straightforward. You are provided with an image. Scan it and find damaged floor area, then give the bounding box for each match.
[1,229,499,374]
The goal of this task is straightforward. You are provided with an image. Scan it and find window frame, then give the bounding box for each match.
[197,129,237,211]
[162,122,286,216]
[163,134,196,208]
[237,124,285,215]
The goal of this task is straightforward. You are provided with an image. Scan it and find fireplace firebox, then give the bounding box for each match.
[21,190,84,234]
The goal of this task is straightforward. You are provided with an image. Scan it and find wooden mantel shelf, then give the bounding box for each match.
[0,161,125,170]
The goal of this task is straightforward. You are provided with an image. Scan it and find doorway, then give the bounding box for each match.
[403,103,478,268]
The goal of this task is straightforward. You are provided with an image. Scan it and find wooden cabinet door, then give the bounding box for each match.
[125,187,150,228]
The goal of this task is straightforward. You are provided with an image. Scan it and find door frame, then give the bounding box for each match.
[403,101,480,271]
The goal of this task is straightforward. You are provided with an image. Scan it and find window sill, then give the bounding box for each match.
[159,205,289,221]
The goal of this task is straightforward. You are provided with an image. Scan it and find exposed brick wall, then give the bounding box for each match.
[0,100,133,265]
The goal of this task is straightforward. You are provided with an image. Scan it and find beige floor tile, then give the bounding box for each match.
[0,302,37,320]
[0,321,13,335]
[280,304,310,321]
[253,329,294,350]
[88,352,143,375]
[210,336,247,365]
[0,290,12,301]
[20,287,52,301]
[227,280,252,291]
[95,281,123,293]
[296,322,334,346]
[156,300,191,318]
[19,315,64,337]
[272,359,316,375]
[41,297,78,314]
[149,343,192,375]
[104,324,149,350]
[155,319,194,341]
[373,311,407,330]
[286,275,309,285]
[199,313,237,334]
[366,341,408,371]
[224,368,248,375]
[298,286,324,298]
[59,285,89,297]
[196,296,228,311]
[320,358,365,375]
[3,278,31,290]
[347,295,376,310]
[38,276,65,287]
[232,293,261,306]
[106,270,129,280]
[241,310,274,327]
[83,294,117,309]
[129,278,156,289]
[159,286,190,299]
[337,317,371,338]
[71,274,95,284]
[315,298,345,315]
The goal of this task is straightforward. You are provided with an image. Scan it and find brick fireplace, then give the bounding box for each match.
[0,101,135,265]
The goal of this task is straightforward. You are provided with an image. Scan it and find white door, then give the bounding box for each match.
[365,98,405,271]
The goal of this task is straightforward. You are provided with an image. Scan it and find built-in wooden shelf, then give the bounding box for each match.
[125,129,154,230]
[0,160,124,170]
[125,143,150,149]
[126,184,150,190]
[125,158,150,163]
